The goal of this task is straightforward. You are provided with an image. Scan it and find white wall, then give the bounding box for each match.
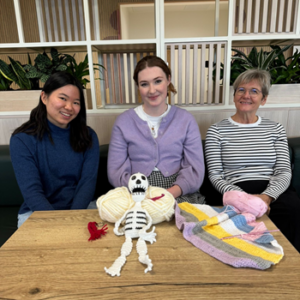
[120,2,228,39]
[165,7,228,38]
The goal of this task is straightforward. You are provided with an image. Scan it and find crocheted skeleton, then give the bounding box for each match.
[104,173,156,276]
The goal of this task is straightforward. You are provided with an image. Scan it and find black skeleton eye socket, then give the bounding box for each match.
[141,176,146,180]
[132,176,136,180]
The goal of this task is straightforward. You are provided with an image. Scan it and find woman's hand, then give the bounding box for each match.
[253,194,273,215]
[167,185,182,199]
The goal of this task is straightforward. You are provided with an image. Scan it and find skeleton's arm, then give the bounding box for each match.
[113,211,129,236]
[139,209,156,244]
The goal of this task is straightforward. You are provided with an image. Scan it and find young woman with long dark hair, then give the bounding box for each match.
[10,72,99,227]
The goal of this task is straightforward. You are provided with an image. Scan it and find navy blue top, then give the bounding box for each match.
[10,121,99,214]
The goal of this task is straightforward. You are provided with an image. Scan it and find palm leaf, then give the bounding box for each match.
[9,57,31,90]
[232,48,252,64]
[261,51,277,69]
[248,47,258,66]
[257,49,264,68]
[271,44,293,63]
[27,53,32,65]
[232,57,252,67]
[0,59,17,82]
[0,72,11,90]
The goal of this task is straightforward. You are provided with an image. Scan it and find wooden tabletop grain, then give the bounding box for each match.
[0,209,299,300]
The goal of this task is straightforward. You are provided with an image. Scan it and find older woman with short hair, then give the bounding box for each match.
[205,69,300,252]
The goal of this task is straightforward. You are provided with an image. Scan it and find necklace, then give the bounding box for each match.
[148,121,156,137]
[142,104,168,138]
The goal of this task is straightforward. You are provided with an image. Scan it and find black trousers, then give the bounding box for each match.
[205,180,300,253]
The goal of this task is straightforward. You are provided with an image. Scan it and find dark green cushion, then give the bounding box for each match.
[0,206,19,247]
[93,144,114,199]
[0,145,23,206]
[288,137,300,197]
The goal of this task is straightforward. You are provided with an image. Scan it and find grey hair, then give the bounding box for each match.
[233,69,271,96]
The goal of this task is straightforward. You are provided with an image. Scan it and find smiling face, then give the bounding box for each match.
[138,66,170,116]
[41,84,81,129]
[233,80,267,116]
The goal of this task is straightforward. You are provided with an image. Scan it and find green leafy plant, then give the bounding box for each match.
[24,48,71,83]
[214,44,296,85]
[0,69,12,90]
[269,48,300,84]
[65,54,105,88]
[230,44,292,84]
[0,48,105,91]
[0,57,32,90]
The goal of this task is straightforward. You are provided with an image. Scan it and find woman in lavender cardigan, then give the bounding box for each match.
[107,55,205,203]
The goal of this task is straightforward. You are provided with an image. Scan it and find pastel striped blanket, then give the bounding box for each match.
[175,202,284,270]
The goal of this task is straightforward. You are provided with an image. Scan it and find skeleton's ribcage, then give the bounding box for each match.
[125,210,147,237]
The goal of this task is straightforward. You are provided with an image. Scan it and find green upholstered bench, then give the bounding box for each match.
[287,137,300,197]
[0,145,23,247]
[1,138,300,247]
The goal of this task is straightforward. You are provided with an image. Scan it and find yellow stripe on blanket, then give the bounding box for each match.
[178,202,282,263]
[178,202,210,221]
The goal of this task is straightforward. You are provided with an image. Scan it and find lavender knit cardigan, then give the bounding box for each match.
[107,106,205,195]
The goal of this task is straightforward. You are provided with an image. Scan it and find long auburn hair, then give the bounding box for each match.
[12,72,92,152]
[133,55,177,95]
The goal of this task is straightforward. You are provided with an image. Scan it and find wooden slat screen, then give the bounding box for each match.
[36,0,86,42]
[233,0,299,35]
[0,0,19,43]
[166,42,227,106]
[101,52,155,106]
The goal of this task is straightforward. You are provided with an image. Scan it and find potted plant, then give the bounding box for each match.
[219,44,300,104]
[0,48,104,111]
[65,53,104,88]
[0,56,34,90]
[24,48,70,84]
[0,72,12,91]
[64,53,105,108]
[0,56,41,111]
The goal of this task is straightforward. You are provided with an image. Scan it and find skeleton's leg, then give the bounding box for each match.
[137,238,153,273]
[104,236,132,276]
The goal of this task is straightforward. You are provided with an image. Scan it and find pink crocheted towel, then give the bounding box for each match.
[223,191,268,217]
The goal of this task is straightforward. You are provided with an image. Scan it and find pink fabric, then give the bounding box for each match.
[223,191,268,217]
[241,213,256,223]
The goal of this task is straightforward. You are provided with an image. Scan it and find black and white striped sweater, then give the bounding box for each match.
[205,116,291,200]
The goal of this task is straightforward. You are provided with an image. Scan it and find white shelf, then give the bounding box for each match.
[0,0,300,115]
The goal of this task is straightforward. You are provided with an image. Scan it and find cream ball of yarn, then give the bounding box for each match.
[97,185,175,224]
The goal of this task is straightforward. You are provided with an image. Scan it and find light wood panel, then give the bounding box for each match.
[167,42,227,106]
[0,0,19,43]
[36,0,86,42]
[19,0,40,42]
[233,0,298,35]
[0,116,30,142]
[1,106,299,145]
[87,113,118,144]
[101,51,154,105]
[0,90,40,112]
[96,0,155,40]
[286,108,300,137]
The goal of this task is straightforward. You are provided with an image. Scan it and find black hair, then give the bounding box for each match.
[12,72,93,152]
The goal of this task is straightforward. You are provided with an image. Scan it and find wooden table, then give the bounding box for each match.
[0,210,299,300]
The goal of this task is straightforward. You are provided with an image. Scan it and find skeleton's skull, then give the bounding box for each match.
[128,173,149,202]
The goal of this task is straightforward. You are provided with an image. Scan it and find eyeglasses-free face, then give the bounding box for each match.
[235,87,263,98]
